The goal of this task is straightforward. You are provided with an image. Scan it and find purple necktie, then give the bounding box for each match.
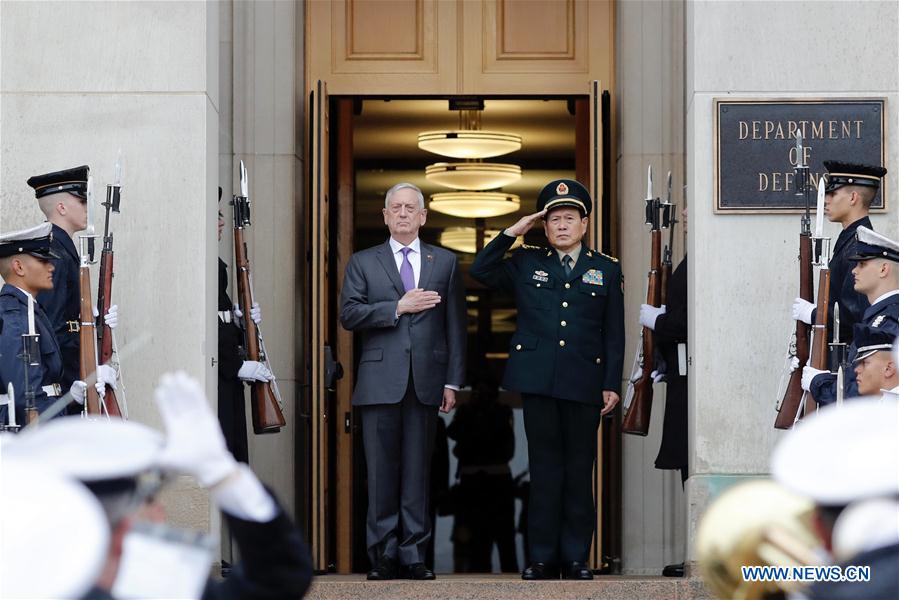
[400,247,415,291]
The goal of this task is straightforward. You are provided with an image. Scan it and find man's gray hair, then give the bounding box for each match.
[384,183,425,209]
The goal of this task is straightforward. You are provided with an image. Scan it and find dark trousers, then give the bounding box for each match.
[361,377,439,566]
[522,394,601,564]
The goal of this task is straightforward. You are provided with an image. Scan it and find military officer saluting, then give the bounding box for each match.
[470,179,625,580]
[27,165,118,405]
[791,161,887,345]
[0,224,99,426]
[802,227,899,403]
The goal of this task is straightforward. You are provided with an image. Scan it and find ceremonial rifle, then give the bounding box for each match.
[19,295,41,427]
[95,154,123,417]
[830,304,846,407]
[659,172,677,305]
[622,166,665,436]
[78,175,102,416]
[804,178,831,415]
[774,134,814,429]
[232,161,286,434]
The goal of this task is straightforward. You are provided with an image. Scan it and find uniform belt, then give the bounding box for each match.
[67,320,80,333]
[218,310,234,324]
[0,383,61,404]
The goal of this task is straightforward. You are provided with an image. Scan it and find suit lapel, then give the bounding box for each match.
[376,241,406,297]
[418,243,435,290]
[566,243,594,283]
[540,248,567,283]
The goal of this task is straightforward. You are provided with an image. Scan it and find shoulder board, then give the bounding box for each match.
[519,244,544,252]
[596,250,619,263]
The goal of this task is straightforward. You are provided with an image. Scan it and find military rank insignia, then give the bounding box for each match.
[532,270,549,282]
[872,315,886,327]
[582,269,604,286]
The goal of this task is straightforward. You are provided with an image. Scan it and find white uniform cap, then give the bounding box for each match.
[831,498,899,563]
[4,417,164,481]
[771,398,899,505]
[0,460,110,598]
[0,222,53,243]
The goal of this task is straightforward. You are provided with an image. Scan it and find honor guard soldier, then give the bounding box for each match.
[802,227,899,403]
[791,161,888,345]
[850,325,899,398]
[470,179,625,580]
[0,224,85,425]
[27,165,118,406]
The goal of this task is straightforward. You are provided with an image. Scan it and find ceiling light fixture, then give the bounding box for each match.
[418,130,522,159]
[429,191,521,219]
[439,227,523,255]
[425,163,521,191]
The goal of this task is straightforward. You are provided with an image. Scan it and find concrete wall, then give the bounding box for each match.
[684,0,899,561]
[0,0,220,532]
[616,0,688,575]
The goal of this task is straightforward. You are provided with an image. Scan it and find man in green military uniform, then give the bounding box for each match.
[470,179,625,580]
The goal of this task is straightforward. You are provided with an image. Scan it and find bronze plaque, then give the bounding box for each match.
[714,99,886,213]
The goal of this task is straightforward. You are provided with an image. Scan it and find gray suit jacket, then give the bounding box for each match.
[339,240,466,406]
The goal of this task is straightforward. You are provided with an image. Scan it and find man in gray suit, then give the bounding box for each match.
[340,182,466,580]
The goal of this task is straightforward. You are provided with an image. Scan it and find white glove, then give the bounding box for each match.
[154,371,238,488]
[791,298,815,325]
[238,361,273,382]
[96,364,118,390]
[249,302,262,325]
[104,304,119,329]
[789,356,800,372]
[70,380,87,405]
[232,303,243,319]
[801,365,827,392]
[639,304,666,330]
[650,369,665,384]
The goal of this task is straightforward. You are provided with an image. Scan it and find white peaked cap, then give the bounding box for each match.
[771,398,899,505]
[4,417,164,482]
[0,460,110,598]
[831,498,899,562]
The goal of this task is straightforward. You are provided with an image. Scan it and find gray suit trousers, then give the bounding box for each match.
[361,374,439,566]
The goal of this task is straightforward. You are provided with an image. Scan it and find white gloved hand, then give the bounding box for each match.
[639,304,666,330]
[238,361,273,382]
[249,302,262,325]
[97,364,118,391]
[104,304,119,329]
[801,365,827,392]
[789,356,800,373]
[791,298,815,325]
[232,303,243,319]
[154,371,238,488]
[650,369,665,384]
[70,380,87,405]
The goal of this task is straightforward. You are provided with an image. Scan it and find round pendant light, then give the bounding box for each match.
[439,227,523,254]
[425,162,521,191]
[418,130,522,159]
[429,191,521,219]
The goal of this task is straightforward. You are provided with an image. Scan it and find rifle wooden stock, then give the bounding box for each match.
[806,269,830,413]
[233,227,285,434]
[79,266,101,416]
[660,261,671,306]
[622,229,662,436]
[96,247,122,417]
[774,233,814,429]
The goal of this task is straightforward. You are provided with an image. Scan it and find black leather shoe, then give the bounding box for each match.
[367,556,398,580]
[662,562,684,577]
[404,562,436,580]
[562,561,593,580]
[522,562,560,580]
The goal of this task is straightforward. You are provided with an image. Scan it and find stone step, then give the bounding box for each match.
[306,574,715,599]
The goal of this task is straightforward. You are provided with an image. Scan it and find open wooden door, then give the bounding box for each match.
[576,80,621,573]
[308,79,331,571]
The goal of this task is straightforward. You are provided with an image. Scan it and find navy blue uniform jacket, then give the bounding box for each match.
[0,284,63,424]
[36,224,80,392]
[470,233,625,404]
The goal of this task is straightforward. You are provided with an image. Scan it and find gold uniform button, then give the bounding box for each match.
[561,320,567,327]
[516,344,522,350]
[559,340,566,347]
[536,283,541,287]
[564,283,571,289]
[562,301,569,308]
[595,357,602,364]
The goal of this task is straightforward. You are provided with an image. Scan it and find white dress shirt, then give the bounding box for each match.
[389,237,421,287]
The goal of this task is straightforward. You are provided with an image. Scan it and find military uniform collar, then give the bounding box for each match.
[1,282,33,304]
[50,223,78,262]
[834,216,872,256]
[863,290,899,321]
[554,244,582,266]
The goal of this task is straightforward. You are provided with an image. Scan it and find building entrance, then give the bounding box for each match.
[304,93,621,575]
